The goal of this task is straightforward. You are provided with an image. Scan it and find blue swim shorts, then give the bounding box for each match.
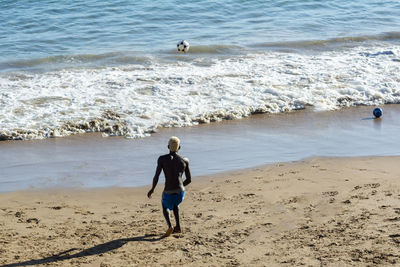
[162,191,185,210]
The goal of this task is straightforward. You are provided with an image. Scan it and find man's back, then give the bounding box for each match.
[158,152,187,193]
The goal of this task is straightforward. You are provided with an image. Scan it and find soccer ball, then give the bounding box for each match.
[177,40,190,53]
[373,107,383,118]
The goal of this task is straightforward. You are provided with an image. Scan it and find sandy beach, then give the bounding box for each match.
[1,156,399,266]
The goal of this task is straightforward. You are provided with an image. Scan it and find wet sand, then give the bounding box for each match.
[0,156,399,266]
[1,104,400,192]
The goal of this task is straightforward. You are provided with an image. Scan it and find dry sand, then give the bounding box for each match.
[0,156,399,266]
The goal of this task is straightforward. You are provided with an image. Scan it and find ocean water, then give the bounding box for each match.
[1,105,400,192]
[1,0,400,140]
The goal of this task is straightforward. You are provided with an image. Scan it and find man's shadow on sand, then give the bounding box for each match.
[0,234,163,267]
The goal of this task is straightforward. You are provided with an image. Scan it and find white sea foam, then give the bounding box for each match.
[1,45,400,140]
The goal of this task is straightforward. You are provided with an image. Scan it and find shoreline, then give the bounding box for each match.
[1,155,399,265]
[0,153,395,195]
[1,104,400,192]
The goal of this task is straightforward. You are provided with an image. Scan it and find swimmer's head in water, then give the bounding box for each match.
[168,136,180,152]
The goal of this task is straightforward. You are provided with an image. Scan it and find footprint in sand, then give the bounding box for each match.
[322,191,338,197]
[243,193,256,198]
[384,217,400,222]
[140,203,154,208]
[243,210,257,214]
[74,210,94,215]
[364,183,380,188]
[14,211,24,218]
[389,234,400,244]
[384,191,393,196]
[205,215,214,221]
[261,222,273,226]
[26,218,39,224]
[285,196,299,204]
[212,196,225,202]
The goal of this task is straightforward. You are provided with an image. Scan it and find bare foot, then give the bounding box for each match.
[163,227,174,238]
[173,227,182,234]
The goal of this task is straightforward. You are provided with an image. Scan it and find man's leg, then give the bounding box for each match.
[163,207,174,237]
[163,207,172,228]
[173,206,181,233]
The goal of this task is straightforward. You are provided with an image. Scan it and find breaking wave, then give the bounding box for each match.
[1,41,400,141]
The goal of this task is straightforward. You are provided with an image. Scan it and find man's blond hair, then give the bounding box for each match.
[168,136,180,152]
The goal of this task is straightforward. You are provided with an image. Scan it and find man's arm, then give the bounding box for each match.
[183,158,191,186]
[147,160,162,198]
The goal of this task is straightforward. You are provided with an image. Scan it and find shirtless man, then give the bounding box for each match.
[147,136,191,237]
